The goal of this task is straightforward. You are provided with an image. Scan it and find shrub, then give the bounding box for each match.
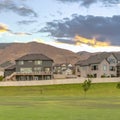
[116,82,120,89]
[0,76,4,81]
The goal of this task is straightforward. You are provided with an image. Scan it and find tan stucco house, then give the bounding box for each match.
[75,52,120,78]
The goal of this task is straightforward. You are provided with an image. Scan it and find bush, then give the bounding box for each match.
[116,82,120,89]
[87,74,94,78]
[0,76,4,81]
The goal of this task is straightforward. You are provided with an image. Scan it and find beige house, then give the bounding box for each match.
[75,52,119,78]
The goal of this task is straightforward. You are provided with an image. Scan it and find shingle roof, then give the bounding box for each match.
[76,52,111,66]
[15,54,53,61]
[113,53,120,61]
[0,61,13,68]
[5,65,16,70]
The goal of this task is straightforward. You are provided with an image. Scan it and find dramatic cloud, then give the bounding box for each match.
[40,15,120,46]
[57,0,120,7]
[18,20,37,25]
[0,23,10,33]
[0,0,37,17]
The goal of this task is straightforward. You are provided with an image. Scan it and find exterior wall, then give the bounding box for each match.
[75,65,90,77]
[2,77,120,86]
[98,59,110,77]
[4,69,15,77]
[16,60,53,72]
[107,54,117,77]
[89,64,99,77]
[76,66,89,77]
[117,65,120,77]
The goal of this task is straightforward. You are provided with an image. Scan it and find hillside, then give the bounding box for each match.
[0,42,80,64]
[77,51,120,62]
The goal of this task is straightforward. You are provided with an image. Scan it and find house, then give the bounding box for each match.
[4,54,54,81]
[53,63,73,75]
[75,52,119,78]
[0,61,14,76]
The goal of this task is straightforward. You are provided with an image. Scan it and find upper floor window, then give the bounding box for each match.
[34,67,42,72]
[108,58,116,64]
[103,65,107,71]
[20,68,32,73]
[34,60,42,65]
[18,61,24,65]
[45,67,51,72]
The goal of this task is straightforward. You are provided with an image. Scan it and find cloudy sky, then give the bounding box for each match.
[0,0,120,52]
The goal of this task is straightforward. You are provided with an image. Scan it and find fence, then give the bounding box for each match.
[0,77,120,86]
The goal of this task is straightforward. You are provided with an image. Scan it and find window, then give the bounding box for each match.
[45,67,50,72]
[93,74,97,78]
[18,61,24,65]
[35,60,42,65]
[28,60,32,62]
[20,68,32,73]
[103,65,107,71]
[91,65,98,70]
[108,58,116,64]
[110,66,115,71]
[34,67,42,72]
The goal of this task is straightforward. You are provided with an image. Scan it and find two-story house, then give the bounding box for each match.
[114,53,120,77]
[4,54,54,81]
[75,52,119,78]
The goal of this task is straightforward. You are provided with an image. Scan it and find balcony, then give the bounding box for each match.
[15,71,53,76]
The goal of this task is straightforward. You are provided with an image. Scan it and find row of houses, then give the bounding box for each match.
[1,52,120,81]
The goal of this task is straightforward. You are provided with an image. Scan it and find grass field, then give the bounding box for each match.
[0,83,120,120]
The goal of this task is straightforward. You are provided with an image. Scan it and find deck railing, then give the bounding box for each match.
[15,71,53,75]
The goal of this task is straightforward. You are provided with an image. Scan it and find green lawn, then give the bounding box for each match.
[0,83,120,120]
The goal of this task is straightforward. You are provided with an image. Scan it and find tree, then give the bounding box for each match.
[82,79,91,98]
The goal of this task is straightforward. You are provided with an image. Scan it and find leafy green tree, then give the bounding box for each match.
[82,79,91,98]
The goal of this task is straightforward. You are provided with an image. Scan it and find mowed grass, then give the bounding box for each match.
[0,83,120,120]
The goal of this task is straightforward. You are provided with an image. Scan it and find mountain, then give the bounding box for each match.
[0,42,80,65]
[77,51,120,61]
[77,51,94,60]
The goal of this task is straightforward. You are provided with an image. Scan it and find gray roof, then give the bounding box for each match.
[16,54,53,61]
[0,61,13,68]
[113,53,120,61]
[5,65,16,70]
[76,52,111,66]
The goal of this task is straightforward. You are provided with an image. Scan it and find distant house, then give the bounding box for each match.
[4,54,54,81]
[53,63,73,75]
[75,52,120,78]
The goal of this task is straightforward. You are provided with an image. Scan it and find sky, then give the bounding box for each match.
[0,0,120,52]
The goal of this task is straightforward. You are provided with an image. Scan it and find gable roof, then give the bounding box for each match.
[113,53,120,61]
[15,54,53,61]
[0,61,13,68]
[5,65,16,70]
[76,52,111,66]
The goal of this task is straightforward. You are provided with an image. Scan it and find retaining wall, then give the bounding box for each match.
[0,77,120,86]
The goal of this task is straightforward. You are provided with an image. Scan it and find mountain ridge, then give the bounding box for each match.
[0,42,80,64]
